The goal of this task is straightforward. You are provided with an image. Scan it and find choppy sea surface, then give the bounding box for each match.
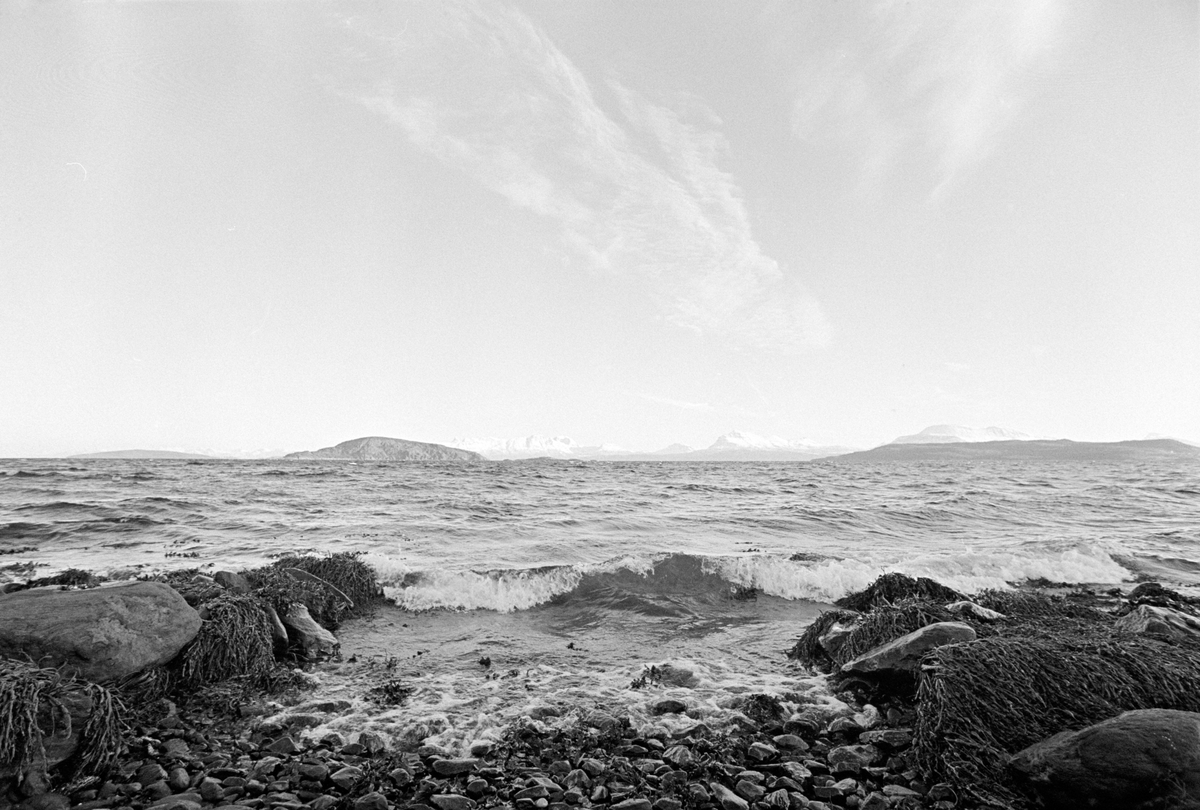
[4,457,1199,752]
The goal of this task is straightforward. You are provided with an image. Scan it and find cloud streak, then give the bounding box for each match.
[787,0,1065,195]
[338,0,829,353]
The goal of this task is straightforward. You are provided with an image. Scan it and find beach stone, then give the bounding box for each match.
[828,744,881,774]
[662,745,693,768]
[747,742,777,762]
[710,783,749,810]
[213,571,252,594]
[353,792,389,810]
[1009,708,1200,809]
[17,795,70,810]
[657,664,698,687]
[841,622,977,675]
[329,766,364,791]
[612,800,652,810]
[1115,604,1200,644]
[358,731,387,754]
[945,600,1005,621]
[819,621,857,660]
[0,581,201,682]
[653,699,688,715]
[431,796,476,810]
[771,734,808,751]
[432,758,478,776]
[281,604,339,660]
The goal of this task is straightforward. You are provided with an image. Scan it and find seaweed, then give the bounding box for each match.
[174,594,277,688]
[913,632,1200,809]
[6,569,102,593]
[835,573,964,612]
[246,552,382,630]
[788,609,859,668]
[271,552,382,614]
[0,661,122,792]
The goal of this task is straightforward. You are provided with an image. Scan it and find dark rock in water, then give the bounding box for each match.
[1009,708,1200,810]
[1115,604,1200,644]
[1127,582,1198,613]
[652,699,687,715]
[0,581,200,682]
[280,604,339,660]
[841,622,976,675]
[656,663,698,687]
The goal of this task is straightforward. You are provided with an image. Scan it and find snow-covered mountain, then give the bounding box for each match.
[444,432,853,461]
[889,425,1035,445]
[445,436,582,459]
[707,430,821,452]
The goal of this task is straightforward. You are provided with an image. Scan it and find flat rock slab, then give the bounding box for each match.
[0,581,200,682]
[1010,708,1200,810]
[841,621,976,675]
[1115,604,1200,645]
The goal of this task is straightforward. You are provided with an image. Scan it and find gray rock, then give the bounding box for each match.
[857,728,913,749]
[612,800,652,810]
[213,571,252,594]
[430,796,476,810]
[652,699,688,715]
[432,759,479,776]
[0,581,201,682]
[710,783,749,810]
[353,792,389,810]
[1009,708,1200,810]
[827,744,881,774]
[841,622,977,675]
[1115,605,1200,644]
[281,604,339,660]
[771,734,808,751]
[329,766,364,791]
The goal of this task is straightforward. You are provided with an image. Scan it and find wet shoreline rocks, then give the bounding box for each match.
[3,565,1200,810]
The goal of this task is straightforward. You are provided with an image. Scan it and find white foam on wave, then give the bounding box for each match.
[364,552,668,612]
[714,543,1134,601]
[381,566,584,612]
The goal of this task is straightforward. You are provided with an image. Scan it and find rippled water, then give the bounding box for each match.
[4,457,1198,753]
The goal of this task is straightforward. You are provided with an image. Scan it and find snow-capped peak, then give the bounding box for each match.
[890,425,1034,445]
[707,430,818,451]
[445,436,581,459]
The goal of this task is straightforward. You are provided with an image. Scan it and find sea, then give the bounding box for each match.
[3,457,1200,754]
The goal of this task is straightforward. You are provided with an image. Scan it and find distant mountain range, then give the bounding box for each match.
[68,449,213,460]
[284,437,484,462]
[55,425,1200,462]
[446,430,857,461]
[889,424,1040,444]
[833,438,1200,463]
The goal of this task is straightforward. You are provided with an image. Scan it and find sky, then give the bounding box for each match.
[1,0,1197,456]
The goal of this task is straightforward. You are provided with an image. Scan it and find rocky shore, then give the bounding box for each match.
[3,560,1200,810]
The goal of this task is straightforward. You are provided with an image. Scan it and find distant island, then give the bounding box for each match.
[284,436,484,462]
[68,450,214,460]
[831,438,1200,463]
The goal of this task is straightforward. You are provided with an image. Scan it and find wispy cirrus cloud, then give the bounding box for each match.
[336,0,829,352]
[787,0,1065,195]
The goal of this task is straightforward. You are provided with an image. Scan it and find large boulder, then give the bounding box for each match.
[1115,605,1200,645]
[1009,709,1200,810]
[0,581,201,682]
[841,621,976,675]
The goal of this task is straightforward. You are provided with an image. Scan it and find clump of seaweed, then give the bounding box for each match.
[174,594,277,689]
[0,660,122,792]
[271,552,382,616]
[835,573,964,612]
[914,632,1200,809]
[246,552,381,630]
[157,569,225,607]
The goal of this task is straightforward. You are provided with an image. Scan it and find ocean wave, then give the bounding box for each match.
[372,545,1139,613]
